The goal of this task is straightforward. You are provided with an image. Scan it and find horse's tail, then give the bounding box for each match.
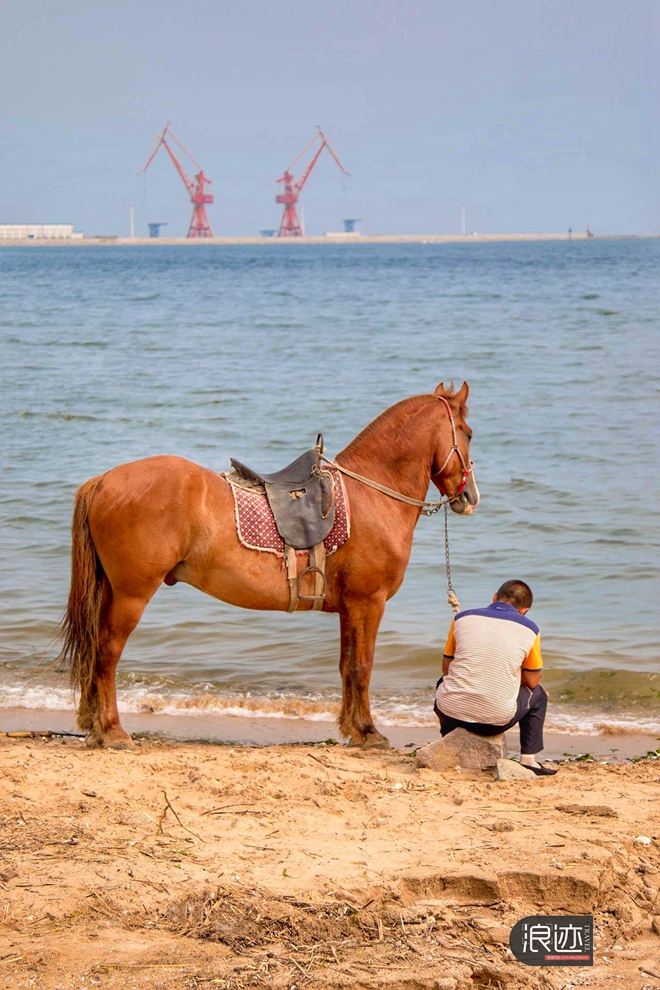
[56,475,106,731]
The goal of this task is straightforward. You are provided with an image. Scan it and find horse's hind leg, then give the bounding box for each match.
[86,588,153,749]
[338,596,389,749]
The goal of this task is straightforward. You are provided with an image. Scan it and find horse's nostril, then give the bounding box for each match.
[450,493,470,514]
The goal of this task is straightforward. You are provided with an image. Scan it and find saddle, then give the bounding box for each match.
[228,435,335,612]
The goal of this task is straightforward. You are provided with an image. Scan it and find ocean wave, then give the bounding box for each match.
[545,711,660,737]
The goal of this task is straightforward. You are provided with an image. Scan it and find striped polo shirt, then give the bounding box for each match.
[435,601,543,725]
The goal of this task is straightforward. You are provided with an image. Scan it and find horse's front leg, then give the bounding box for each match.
[338,614,353,738]
[338,596,389,748]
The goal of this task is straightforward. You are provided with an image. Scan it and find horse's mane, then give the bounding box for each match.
[338,384,464,462]
[339,396,423,457]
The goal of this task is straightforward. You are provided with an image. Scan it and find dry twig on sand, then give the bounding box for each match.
[160,790,205,843]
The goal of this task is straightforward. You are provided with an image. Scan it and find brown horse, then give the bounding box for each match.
[57,382,479,749]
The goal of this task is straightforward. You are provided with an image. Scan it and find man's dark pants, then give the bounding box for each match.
[434,680,548,754]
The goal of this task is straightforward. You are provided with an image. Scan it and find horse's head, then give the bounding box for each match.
[431,381,480,515]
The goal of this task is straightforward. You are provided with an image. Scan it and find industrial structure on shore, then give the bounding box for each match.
[137,123,349,239]
[1,125,604,243]
[140,124,214,237]
[0,223,83,240]
[275,127,348,237]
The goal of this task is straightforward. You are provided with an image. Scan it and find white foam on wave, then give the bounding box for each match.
[0,680,341,722]
[545,710,660,737]
[0,683,73,711]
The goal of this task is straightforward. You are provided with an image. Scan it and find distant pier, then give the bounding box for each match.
[0,231,600,246]
[0,232,653,247]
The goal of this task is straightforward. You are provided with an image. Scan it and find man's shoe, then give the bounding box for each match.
[527,763,558,776]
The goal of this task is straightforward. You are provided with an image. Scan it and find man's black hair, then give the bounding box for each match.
[496,579,533,610]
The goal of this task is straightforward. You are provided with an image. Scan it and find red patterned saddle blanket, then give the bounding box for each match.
[225,465,350,557]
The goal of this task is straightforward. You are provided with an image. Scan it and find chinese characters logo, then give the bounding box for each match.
[509,915,593,966]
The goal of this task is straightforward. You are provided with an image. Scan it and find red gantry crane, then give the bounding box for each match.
[140,123,214,237]
[276,127,349,237]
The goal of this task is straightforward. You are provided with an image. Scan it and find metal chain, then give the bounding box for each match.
[421,501,444,516]
[444,503,461,613]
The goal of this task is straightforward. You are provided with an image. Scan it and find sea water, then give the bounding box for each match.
[1,241,658,735]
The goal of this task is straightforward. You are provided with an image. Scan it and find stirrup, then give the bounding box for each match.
[285,542,326,612]
[298,566,326,603]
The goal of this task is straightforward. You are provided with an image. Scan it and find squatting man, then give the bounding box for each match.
[434,579,557,775]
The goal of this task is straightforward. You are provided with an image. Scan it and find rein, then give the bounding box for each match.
[319,454,451,513]
[318,395,474,613]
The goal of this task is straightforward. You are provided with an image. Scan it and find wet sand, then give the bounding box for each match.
[1,706,658,760]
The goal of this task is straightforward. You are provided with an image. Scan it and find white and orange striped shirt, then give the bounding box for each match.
[435,601,543,725]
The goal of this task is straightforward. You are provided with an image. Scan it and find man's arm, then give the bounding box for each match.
[442,619,456,676]
[521,632,543,690]
[521,667,542,689]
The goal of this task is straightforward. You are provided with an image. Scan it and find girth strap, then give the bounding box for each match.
[285,546,299,613]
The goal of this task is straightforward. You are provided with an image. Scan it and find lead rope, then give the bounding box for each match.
[444,503,460,613]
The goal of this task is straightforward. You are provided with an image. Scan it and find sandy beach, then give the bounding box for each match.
[2,727,660,990]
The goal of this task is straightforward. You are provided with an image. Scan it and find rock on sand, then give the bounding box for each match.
[495,759,537,780]
[416,728,507,771]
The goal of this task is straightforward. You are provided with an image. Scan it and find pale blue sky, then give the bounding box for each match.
[1,0,656,236]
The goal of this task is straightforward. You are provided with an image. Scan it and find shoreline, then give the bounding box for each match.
[1,705,658,759]
[0,232,656,247]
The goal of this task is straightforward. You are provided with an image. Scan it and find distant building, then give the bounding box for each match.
[0,224,84,240]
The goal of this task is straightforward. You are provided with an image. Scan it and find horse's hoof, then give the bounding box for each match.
[363,736,390,750]
[85,728,135,750]
[361,730,390,750]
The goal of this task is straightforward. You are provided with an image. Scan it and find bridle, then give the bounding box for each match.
[319,394,475,516]
[431,395,474,506]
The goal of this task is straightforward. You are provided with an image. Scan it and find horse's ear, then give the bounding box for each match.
[454,381,469,413]
[435,381,468,408]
